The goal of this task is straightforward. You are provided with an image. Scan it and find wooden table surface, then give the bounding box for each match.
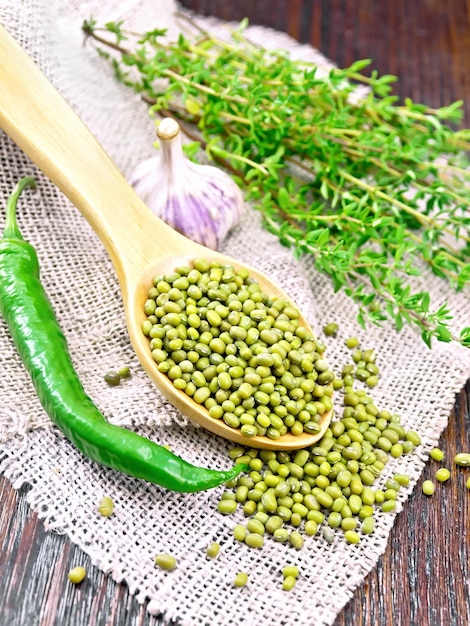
[1,2,470,625]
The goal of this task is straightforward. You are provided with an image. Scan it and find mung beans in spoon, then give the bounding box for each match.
[143,258,334,447]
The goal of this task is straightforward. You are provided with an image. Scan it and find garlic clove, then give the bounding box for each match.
[130,117,244,250]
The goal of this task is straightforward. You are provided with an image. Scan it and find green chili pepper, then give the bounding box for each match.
[0,178,248,492]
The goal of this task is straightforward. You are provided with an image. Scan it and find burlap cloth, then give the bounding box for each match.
[1,1,469,625]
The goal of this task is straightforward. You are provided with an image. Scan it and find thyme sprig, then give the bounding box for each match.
[82,17,470,348]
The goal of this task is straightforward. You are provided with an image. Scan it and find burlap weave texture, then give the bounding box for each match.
[0,2,469,625]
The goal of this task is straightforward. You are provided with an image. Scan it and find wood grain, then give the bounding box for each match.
[1,1,470,625]
[0,476,162,626]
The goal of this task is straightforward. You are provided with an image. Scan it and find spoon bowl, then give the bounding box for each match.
[0,25,332,450]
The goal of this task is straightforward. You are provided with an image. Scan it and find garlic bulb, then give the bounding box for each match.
[130,117,244,250]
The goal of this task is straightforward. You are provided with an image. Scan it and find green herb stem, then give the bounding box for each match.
[82,18,470,348]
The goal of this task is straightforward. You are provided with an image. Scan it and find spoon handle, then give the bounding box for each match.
[0,24,184,283]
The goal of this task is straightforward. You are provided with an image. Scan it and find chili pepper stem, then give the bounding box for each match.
[0,177,250,492]
[3,176,36,240]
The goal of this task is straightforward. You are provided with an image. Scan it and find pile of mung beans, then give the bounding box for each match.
[103,365,131,386]
[142,258,333,440]
[141,259,422,548]
[216,329,422,548]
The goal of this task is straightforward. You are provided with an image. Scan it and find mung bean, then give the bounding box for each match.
[344,530,360,544]
[273,528,289,542]
[246,519,265,535]
[435,468,451,482]
[206,542,221,559]
[405,430,421,446]
[341,517,357,531]
[455,453,470,467]
[374,490,385,504]
[234,572,249,588]
[118,365,131,378]
[68,566,87,584]
[218,499,238,515]
[328,512,342,528]
[361,517,375,534]
[282,575,297,591]
[282,565,299,579]
[430,447,445,462]
[288,530,304,550]
[322,527,335,543]
[233,524,247,542]
[155,554,177,571]
[104,370,120,386]
[381,500,396,513]
[394,473,410,487]
[358,505,374,520]
[323,322,338,336]
[384,488,398,501]
[245,533,264,548]
[97,496,114,517]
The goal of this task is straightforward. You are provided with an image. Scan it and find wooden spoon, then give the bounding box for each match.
[0,25,332,450]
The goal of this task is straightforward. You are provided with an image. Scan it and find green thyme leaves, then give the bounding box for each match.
[83,17,470,348]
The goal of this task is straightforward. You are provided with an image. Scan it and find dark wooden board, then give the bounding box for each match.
[180,0,470,124]
[1,2,470,624]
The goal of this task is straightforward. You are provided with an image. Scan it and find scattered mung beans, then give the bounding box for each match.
[209,323,428,553]
[155,553,177,571]
[68,566,87,584]
[218,355,419,548]
[142,259,333,439]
